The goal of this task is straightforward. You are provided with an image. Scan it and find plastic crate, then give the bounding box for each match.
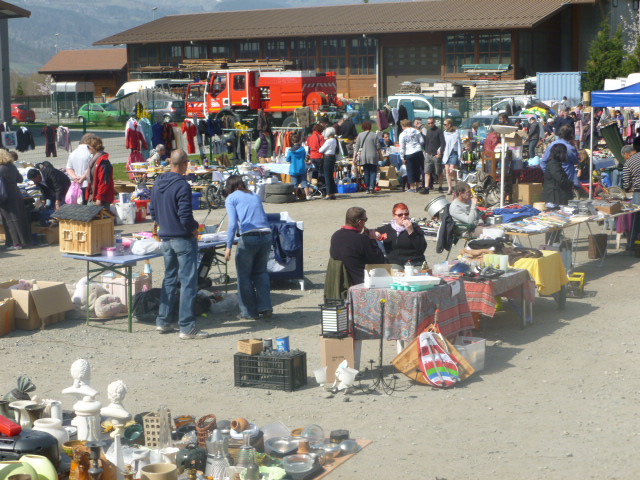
[234,351,307,391]
[337,183,357,194]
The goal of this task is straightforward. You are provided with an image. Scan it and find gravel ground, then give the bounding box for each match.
[1,189,639,480]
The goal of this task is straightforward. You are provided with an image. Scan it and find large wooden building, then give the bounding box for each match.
[94,0,619,100]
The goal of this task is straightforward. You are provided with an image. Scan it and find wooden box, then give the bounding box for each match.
[596,202,622,215]
[32,225,59,245]
[237,338,264,355]
[0,298,15,336]
[53,205,115,255]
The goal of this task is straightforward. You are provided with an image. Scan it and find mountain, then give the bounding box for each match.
[9,0,409,74]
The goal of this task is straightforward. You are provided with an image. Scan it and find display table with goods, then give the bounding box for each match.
[0,369,370,480]
[458,268,536,327]
[347,279,474,342]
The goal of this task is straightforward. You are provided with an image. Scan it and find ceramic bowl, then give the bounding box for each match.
[301,424,324,443]
[321,443,342,460]
[282,454,315,474]
[62,440,87,457]
[264,437,298,457]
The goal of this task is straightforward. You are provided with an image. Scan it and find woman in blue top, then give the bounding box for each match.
[224,175,273,320]
[286,133,312,200]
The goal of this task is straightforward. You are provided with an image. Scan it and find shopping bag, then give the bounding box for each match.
[2,131,17,149]
[65,182,83,205]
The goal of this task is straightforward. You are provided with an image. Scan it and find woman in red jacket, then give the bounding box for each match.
[86,136,115,209]
[307,123,325,181]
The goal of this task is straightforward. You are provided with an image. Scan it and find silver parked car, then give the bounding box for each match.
[141,100,186,122]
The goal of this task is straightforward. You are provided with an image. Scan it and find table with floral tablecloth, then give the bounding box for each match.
[348,279,474,341]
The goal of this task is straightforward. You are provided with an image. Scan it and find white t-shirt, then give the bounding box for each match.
[66,144,92,187]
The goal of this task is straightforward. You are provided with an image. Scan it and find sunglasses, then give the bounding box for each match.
[395,212,410,217]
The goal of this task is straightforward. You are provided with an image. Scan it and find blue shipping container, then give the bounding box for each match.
[537,72,585,106]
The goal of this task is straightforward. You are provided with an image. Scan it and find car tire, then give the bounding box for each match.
[264,193,293,204]
[265,183,295,195]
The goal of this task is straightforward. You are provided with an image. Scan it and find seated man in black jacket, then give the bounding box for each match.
[329,206,385,285]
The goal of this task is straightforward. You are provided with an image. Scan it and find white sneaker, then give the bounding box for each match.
[306,196,314,201]
[179,328,210,339]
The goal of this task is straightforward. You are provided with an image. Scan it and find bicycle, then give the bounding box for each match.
[305,165,325,199]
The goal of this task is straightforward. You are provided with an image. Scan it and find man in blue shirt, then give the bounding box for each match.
[150,150,210,339]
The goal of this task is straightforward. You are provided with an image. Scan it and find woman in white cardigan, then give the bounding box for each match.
[442,118,462,194]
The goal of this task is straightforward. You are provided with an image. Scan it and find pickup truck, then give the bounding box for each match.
[387,94,462,125]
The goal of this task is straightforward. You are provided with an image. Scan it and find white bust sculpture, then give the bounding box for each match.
[101,380,131,427]
[62,359,98,400]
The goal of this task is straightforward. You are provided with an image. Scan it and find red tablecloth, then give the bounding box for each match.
[347,279,474,341]
[459,269,536,317]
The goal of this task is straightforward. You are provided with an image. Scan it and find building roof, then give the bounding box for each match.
[53,204,108,222]
[95,0,595,46]
[39,49,126,74]
[0,0,30,19]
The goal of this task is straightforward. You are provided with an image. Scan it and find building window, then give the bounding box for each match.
[184,44,207,59]
[233,75,246,90]
[349,37,376,75]
[210,43,231,59]
[384,45,440,75]
[446,33,475,73]
[238,41,260,59]
[320,39,346,74]
[157,45,182,67]
[291,39,317,70]
[129,44,159,66]
[478,32,511,65]
[265,40,288,61]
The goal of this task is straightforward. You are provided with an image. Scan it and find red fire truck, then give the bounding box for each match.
[185,68,342,127]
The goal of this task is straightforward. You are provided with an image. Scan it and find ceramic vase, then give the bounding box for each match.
[0,461,39,480]
[19,455,58,480]
[140,463,178,480]
[33,418,69,452]
[231,417,250,433]
[25,404,46,425]
[9,474,36,480]
[8,400,37,429]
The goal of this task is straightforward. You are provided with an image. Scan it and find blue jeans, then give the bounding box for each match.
[157,237,198,333]
[611,169,623,188]
[363,164,377,190]
[236,233,273,318]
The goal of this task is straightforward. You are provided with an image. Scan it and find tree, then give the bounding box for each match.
[584,19,625,92]
[15,81,25,97]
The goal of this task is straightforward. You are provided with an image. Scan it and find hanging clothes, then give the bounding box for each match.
[125,118,148,151]
[377,109,389,130]
[206,116,223,136]
[57,126,72,152]
[257,109,271,132]
[162,121,176,152]
[16,127,35,152]
[152,122,164,148]
[182,119,198,154]
[41,125,57,157]
[172,123,183,151]
[140,117,152,159]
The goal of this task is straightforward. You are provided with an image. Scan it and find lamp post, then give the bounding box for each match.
[54,33,60,53]
[152,7,157,20]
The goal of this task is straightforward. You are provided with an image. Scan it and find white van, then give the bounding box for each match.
[116,79,172,98]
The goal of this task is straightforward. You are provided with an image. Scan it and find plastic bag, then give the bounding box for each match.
[65,182,83,205]
[131,238,162,255]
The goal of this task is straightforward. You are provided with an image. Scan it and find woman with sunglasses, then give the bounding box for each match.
[376,202,427,268]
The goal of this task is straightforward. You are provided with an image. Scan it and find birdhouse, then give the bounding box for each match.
[53,205,115,255]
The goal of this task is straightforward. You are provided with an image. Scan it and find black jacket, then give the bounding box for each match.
[329,228,385,285]
[527,121,540,142]
[376,223,427,267]
[542,159,575,205]
[41,165,71,203]
[436,204,457,254]
[424,127,445,156]
[340,118,358,140]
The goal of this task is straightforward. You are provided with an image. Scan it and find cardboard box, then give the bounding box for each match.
[0,298,15,336]
[513,183,543,205]
[237,339,264,355]
[320,336,355,383]
[378,179,401,189]
[32,225,59,245]
[101,273,152,307]
[596,202,622,215]
[378,166,398,180]
[0,224,5,242]
[0,281,74,330]
[363,264,394,288]
[504,130,527,147]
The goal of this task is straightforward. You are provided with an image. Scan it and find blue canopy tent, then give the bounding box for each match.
[589,83,640,198]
